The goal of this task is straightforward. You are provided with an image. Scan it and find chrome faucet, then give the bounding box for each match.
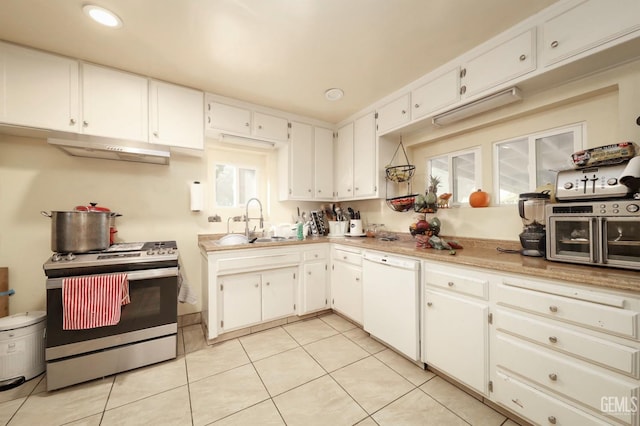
[244,198,264,238]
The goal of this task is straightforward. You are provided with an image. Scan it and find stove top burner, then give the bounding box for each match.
[44,241,179,278]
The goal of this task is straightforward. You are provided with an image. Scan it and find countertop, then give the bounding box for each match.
[198,233,640,294]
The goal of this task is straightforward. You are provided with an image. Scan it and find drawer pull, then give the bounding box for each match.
[548,373,558,381]
[511,398,524,408]
[549,305,558,313]
[447,281,454,287]
[548,336,558,344]
[548,416,557,424]
[343,256,348,260]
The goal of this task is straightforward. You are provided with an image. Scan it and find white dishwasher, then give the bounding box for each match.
[362,251,420,361]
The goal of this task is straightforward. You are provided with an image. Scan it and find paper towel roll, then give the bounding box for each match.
[620,156,640,192]
[190,181,204,211]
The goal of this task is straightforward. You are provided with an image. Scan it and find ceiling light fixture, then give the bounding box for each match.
[324,88,344,101]
[82,4,123,28]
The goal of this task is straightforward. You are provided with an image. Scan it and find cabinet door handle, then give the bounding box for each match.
[549,305,558,313]
[69,118,76,125]
[460,68,467,78]
[258,124,263,129]
[548,336,558,344]
[548,373,558,381]
[548,416,557,425]
[265,282,270,286]
[153,131,158,137]
[245,122,250,127]
[519,54,526,61]
[427,302,433,307]
[343,256,348,260]
[355,277,360,281]
[207,116,211,124]
[414,103,420,108]
[83,120,89,127]
[308,271,312,275]
[254,283,259,288]
[447,281,454,287]
[460,85,467,95]
[551,40,559,48]
[401,110,406,115]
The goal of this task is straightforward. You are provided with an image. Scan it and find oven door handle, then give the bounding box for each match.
[46,267,179,289]
[599,217,608,264]
[590,218,599,264]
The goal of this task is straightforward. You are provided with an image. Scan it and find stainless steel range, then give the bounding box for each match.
[43,241,179,391]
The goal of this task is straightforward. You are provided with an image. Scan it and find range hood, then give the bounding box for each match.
[48,137,170,165]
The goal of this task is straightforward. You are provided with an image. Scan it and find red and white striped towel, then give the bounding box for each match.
[62,273,130,330]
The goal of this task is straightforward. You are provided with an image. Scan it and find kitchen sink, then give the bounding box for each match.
[214,235,297,246]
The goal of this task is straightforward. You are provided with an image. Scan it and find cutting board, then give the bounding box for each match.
[0,267,8,317]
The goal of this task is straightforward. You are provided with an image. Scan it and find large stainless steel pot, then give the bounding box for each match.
[41,211,111,253]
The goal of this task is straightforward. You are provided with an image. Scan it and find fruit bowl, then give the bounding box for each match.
[385,194,418,212]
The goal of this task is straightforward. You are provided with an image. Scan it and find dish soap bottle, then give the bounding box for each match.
[296,222,304,240]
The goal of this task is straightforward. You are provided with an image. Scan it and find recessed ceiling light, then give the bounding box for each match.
[325,88,344,101]
[82,4,123,28]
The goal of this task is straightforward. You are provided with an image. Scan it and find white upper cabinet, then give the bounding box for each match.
[149,80,203,150]
[287,121,314,199]
[81,63,148,142]
[541,0,640,67]
[375,93,410,135]
[206,98,288,143]
[353,112,377,198]
[411,68,460,120]
[334,122,354,199]
[253,112,288,142]
[314,127,334,200]
[461,29,536,98]
[0,42,79,132]
[206,101,251,135]
[279,123,333,201]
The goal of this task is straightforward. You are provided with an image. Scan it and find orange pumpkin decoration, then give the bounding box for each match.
[469,189,490,208]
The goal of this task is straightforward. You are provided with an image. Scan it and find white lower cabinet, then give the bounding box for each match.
[300,247,329,314]
[219,267,296,332]
[424,290,489,394]
[422,262,491,395]
[490,275,640,426]
[331,246,362,324]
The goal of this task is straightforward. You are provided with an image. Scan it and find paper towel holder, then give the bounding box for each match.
[190,181,204,212]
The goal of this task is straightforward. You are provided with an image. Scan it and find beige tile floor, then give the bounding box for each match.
[0,314,521,426]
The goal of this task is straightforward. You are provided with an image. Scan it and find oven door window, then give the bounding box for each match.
[548,217,595,262]
[603,217,640,267]
[46,275,177,348]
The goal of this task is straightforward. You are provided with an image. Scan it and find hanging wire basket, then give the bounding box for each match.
[385,138,415,183]
[386,194,418,212]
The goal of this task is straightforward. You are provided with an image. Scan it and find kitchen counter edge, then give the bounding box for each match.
[198,234,640,293]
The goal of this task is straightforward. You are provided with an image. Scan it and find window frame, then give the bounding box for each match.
[492,123,584,205]
[426,146,482,207]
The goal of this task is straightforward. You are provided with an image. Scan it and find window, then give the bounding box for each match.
[426,147,481,205]
[215,164,257,207]
[493,123,583,204]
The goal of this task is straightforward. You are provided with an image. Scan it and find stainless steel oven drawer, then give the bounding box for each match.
[46,334,176,391]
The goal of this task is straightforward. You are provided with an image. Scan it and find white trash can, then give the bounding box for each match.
[0,311,46,387]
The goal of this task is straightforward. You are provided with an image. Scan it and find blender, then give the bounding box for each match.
[518,192,550,257]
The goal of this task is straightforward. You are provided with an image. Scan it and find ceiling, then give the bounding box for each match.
[0,0,559,124]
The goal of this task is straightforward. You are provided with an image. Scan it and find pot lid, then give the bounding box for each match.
[75,202,110,212]
[0,311,46,331]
